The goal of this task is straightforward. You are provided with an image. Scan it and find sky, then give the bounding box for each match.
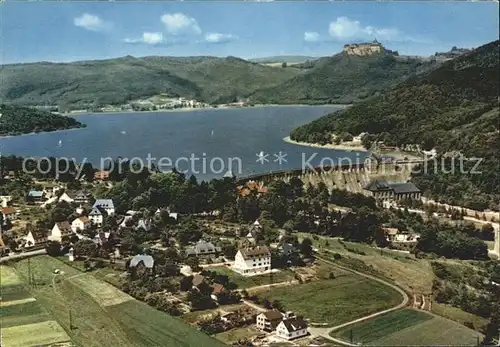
[1,1,498,64]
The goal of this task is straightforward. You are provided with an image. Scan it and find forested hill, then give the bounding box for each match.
[0,105,83,136]
[248,52,437,105]
[290,40,499,210]
[0,56,298,109]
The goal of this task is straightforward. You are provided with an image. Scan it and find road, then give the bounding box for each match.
[308,255,410,346]
[0,249,46,263]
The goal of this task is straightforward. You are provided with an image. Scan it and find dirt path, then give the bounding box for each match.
[239,280,299,293]
[308,256,410,346]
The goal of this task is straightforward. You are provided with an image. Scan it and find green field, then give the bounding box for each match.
[370,313,483,346]
[12,256,225,347]
[332,309,433,344]
[206,266,296,289]
[0,265,72,346]
[258,272,402,326]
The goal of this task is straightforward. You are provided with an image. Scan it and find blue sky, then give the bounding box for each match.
[1,1,498,64]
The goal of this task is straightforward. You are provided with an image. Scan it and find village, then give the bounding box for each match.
[0,159,498,346]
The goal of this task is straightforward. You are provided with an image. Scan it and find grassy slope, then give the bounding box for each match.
[332,309,433,344]
[13,256,224,347]
[249,53,436,104]
[0,56,298,107]
[0,265,71,346]
[205,266,296,289]
[371,313,482,346]
[258,272,402,326]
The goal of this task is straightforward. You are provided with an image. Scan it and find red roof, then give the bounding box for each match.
[94,171,110,180]
[1,207,16,215]
[212,284,225,295]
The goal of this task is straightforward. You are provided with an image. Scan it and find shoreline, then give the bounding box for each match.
[283,136,367,152]
[0,126,84,139]
[64,103,349,117]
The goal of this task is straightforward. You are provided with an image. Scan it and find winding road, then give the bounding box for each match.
[308,255,410,346]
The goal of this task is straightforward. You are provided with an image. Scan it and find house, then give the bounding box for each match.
[25,230,48,247]
[58,192,74,204]
[256,310,283,332]
[89,207,104,226]
[185,240,221,257]
[0,195,12,208]
[246,219,262,243]
[92,199,115,216]
[1,207,18,222]
[93,231,111,246]
[233,246,271,275]
[237,181,268,197]
[71,216,90,233]
[27,190,45,203]
[136,219,152,231]
[74,191,93,204]
[211,284,225,301]
[276,316,308,340]
[119,215,134,228]
[363,180,421,201]
[129,254,155,273]
[48,222,73,242]
[94,170,110,181]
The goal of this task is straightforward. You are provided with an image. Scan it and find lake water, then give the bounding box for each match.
[0,106,366,180]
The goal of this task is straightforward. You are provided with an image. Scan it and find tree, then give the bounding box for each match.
[45,241,62,256]
[300,238,314,258]
[180,276,193,291]
[186,257,202,272]
[74,239,98,258]
[281,62,287,68]
[272,299,284,312]
[222,244,237,260]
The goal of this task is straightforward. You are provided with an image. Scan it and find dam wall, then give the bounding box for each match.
[237,162,415,195]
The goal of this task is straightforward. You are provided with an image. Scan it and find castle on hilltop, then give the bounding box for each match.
[343,40,385,56]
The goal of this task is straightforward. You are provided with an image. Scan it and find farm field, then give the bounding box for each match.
[331,309,433,344]
[258,272,402,326]
[368,312,483,346]
[205,266,296,289]
[215,326,262,345]
[0,265,72,347]
[432,303,489,332]
[12,256,225,347]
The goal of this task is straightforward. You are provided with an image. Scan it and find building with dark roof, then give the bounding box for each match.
[185,240,221,257]
[256,310,284,331]
[276,315,308,340]
[363,179,421,200]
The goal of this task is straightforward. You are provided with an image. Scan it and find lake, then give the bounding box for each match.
[0,106,366,180]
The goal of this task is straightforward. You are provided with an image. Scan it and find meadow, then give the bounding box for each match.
[11,256,225,347]
[331,309,433,344]
[0,265,71,347]
[258,271,402,326]
[205,266,296,289]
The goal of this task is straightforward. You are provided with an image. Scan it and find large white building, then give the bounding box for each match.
[233,246,271,275]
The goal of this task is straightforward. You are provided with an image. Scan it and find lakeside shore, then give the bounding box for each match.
[283,136,367,152]
[64,103,350,117]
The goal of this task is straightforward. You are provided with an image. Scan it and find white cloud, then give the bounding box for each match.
[304,31,320,42]
[328,17,403,42]
[161,13,201,35]
[143,32,164,45]
[124,32,164,45]
[74,13,109,32]
[204,33,238,44]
